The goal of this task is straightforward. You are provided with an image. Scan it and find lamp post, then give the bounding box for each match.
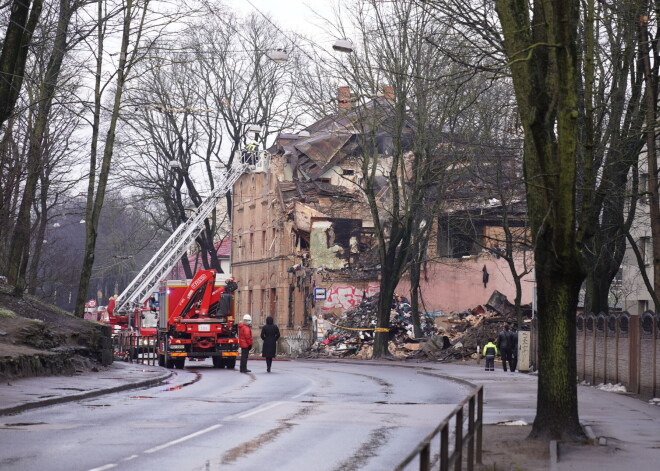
[332,38,354,53]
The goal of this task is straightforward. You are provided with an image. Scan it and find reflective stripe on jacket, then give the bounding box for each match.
[482,342,498,357]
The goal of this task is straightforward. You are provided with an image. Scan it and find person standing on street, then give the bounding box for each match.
[482,338,498,371]
[260,316,280,373]
[238,314,253,373]
[510,325,519,372]
[497,324,514,372]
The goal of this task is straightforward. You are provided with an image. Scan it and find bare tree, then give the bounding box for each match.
[74,0,195,317]
[115,7,302,278]
[6,0,86,296]
[326,1,486,357]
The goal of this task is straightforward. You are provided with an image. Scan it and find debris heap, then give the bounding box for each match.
[300,290,531,362]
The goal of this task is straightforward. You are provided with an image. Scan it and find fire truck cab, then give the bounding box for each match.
[157,269,239,369]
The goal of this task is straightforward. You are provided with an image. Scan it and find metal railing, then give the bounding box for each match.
[112,332,158,366]
[395,385,483,471]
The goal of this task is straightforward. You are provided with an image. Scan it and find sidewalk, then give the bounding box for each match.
[1,360,659,470]
[431,361,660,471]
[0,362,171,416]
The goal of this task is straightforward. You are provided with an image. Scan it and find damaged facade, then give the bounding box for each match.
[231,87,403,351]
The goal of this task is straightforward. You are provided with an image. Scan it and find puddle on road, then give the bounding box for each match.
[129,396,156,399]
[53,387,86,391]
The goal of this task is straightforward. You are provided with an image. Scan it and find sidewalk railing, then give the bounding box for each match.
[112,332,157,366]
[395,385,483,471]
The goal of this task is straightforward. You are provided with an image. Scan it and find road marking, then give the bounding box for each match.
[143,424,223,454]
[88,464,117,471]
[122,455,139,461]
[234,401,284,419]
[292,386,313,399]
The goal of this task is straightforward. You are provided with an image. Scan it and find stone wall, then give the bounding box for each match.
[575,312,659,399]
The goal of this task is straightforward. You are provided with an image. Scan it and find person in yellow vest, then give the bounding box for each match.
[482,338,499,372]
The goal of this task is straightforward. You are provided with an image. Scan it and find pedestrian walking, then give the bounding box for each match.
[260,316,280,373]
[497,324,514,372]
[238,314,253,373]
[482,338,498,371]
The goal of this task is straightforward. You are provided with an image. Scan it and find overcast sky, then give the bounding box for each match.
[229,0,341,54]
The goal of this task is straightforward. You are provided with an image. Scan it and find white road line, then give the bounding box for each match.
[292,386,313,399]
[122,455,139,461]
[88,464,118,471]
[235,401,284,419]
[143,424,223,454]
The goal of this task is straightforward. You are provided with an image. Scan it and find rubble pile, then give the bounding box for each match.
[303,293,439,358]
[300,290,531,362]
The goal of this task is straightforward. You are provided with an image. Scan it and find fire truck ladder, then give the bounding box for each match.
[114,161,249,314]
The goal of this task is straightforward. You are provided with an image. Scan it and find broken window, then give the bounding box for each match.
[262,230,267,255]
[288,285,295,327]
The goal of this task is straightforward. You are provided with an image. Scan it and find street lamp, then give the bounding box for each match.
[266,49,288,63]
[333,38,354,53]
[169,160,181,169]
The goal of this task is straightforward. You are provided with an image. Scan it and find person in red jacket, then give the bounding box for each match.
[238,314,254,373]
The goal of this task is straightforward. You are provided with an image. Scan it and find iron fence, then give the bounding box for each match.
[395,385,483,471]
[112,332,158,366]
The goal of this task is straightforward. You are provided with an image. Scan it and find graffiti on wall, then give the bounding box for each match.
[323,284,380,310]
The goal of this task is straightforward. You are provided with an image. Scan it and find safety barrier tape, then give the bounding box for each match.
[325,320,389,333]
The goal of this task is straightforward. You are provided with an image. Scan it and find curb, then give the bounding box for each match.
[0,369,173,417]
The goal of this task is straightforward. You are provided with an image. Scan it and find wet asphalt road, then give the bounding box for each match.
[0,359,470,471]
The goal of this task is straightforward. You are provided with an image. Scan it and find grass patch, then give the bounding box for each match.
[0,308,16,318]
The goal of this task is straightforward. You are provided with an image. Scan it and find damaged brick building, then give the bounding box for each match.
[230,86,534,352]
[230,87,400,351]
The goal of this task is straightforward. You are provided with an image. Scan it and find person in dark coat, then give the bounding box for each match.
[260,316,280,373]
[510,325,519,372]
[497,324,514,372]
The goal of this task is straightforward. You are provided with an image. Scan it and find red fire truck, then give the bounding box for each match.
[157,269,239,369]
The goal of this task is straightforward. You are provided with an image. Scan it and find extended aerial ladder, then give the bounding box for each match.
[113,161,250,315]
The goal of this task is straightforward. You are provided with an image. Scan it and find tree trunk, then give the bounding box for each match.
[496,0,587,441]
[373,269,396,358]
[0,0,43,128]
[533,253,584,439]
[640,17,660,313]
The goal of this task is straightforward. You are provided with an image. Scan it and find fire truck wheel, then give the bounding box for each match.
[158,354,165,367]
[225,358,236,369]
[212,357,225,368]
[174,358,186,369]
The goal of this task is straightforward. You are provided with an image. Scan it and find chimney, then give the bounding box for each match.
[338,86,351,111]
[383,85,395,100]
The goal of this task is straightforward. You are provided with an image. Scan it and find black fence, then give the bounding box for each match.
[395,384,483,471]
[112,332,158,366]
